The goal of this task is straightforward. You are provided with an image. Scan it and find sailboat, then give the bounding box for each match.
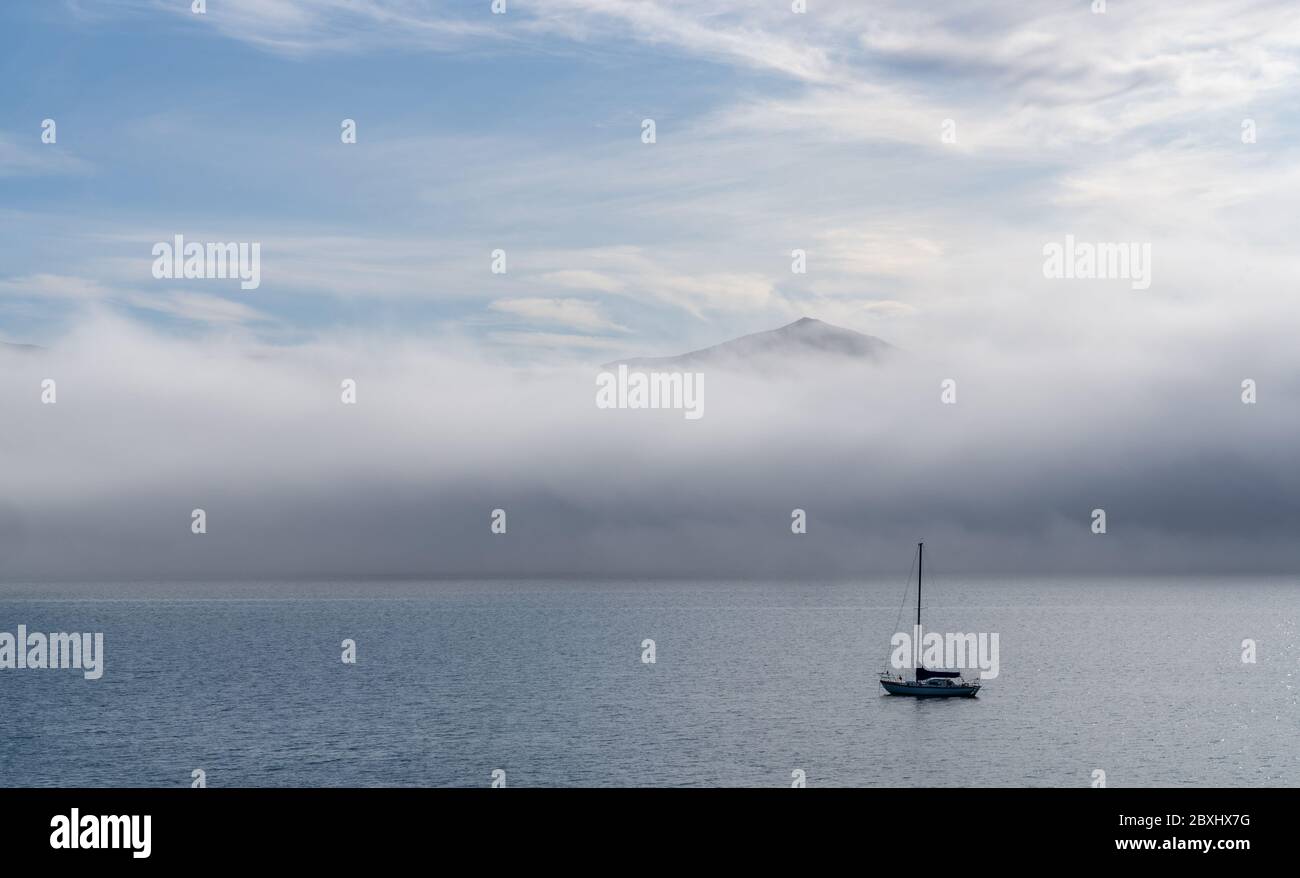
[879,542,981,697]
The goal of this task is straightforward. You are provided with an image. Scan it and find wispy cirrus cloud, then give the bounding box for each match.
[485,329,628,351]
[0,272,268,327]
[108,0,506,55]
[109,1,1300,154]
[489,297,628,333]
[7,0,1300,357]
[0,133,92,177]
[123,290,269,326]
[0,273,111,300]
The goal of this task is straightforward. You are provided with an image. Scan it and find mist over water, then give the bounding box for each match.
[2,313,1298,579]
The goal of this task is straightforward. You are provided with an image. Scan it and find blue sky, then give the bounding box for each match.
[3,0,1300,360]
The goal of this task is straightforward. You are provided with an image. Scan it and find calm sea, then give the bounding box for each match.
[1,577,1296,787]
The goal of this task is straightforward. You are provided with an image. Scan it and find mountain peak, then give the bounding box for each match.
[604,318,894,371]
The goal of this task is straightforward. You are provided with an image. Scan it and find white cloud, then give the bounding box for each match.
[125,291,268,325]
[814,227,944,278]
[125,1,1300,156]
[0,272,266,327]
[0,134,92,177]
[0,273,111,300]
[489,297,628,333]
[540,0,837,83]
[486,330,627,351]
[528,248,784,319]
[139,0,503,55]
[536,270,626,294]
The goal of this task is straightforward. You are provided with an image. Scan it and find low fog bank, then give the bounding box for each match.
[1,315,1297,579]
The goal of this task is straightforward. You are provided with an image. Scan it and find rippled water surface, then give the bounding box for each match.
[1,577,1296,787]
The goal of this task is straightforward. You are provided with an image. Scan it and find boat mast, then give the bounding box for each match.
[917,541,923,629]
[915,541,923,674]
